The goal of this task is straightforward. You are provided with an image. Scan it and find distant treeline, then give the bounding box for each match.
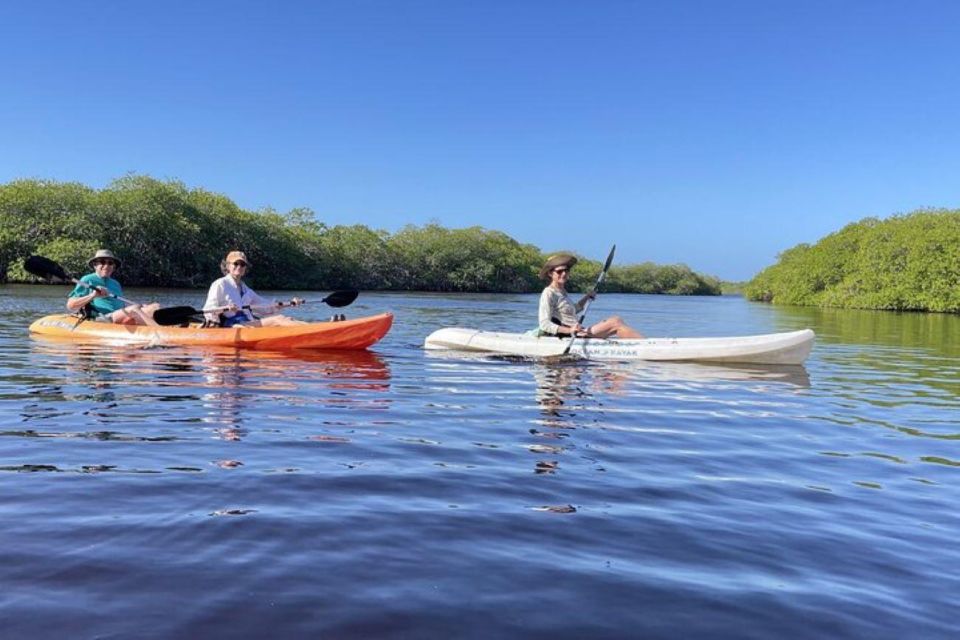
[0,176,721,295]
[720,281,747,295]
[745,209,960,312]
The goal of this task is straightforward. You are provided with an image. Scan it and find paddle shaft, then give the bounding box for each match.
[148,300,299,326]
[154,291,358,326]
[203,292,357,314]
[202,299,308,314]
[563,244,616,356]
[70,279,139,307]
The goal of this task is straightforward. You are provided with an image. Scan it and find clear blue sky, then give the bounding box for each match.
[2,0,959,280]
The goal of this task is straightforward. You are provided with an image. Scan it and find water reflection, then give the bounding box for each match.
[532,362,586,424]
[6,291,960,637]
[529,363,628,477]
[20,343,129,424]
[775,304,960,355]
[620,361,812,388]
[524,357,813,476]
[10,337,393,475]
[198,349,248,440]
[25,338,391,439]
[188,348,392,439]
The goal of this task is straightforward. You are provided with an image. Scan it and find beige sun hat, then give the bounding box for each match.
[225,250,250,266]
[88,249,121,268]
[539,253,578,280]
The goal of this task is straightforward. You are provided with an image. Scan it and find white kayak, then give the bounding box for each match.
[423,327,815,365]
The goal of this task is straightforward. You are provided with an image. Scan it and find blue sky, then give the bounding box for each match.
[2,0,959,280]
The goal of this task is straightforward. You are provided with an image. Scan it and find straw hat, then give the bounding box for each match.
[539,254,577,280]
[88,249,121,268]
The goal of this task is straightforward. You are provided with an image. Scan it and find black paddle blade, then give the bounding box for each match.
[24,255,70,282]
[602,245,616,272]
[153,306,203,326]
[322,290,359,308]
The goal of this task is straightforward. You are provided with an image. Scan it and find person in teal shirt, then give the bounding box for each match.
[66,249,159,325]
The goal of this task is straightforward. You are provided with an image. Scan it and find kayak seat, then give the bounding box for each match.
[526,318,566,339]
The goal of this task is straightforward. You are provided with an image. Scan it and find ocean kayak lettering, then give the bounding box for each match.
[38,318,77,330]
[581,347,643,357]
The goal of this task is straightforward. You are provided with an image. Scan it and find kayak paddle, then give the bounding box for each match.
[203,291,360,314]
[562,244,615,356]
[151,306,207,326]
[283,290,359,308]
[23,255,139,306]
[152,291,360,326]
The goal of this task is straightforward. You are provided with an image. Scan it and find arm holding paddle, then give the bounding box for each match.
[538,287,591,336]
[563,246,642,352]
[536,247,642,355]
[152,250,355,327]
[66,272,160,326]
[203,297,307,316]
[152,292,356,327]
[26,252,159,326]
[574,289,596,312]
[197,295,307,323]
[65,280,112,312]
[201,251,316,327]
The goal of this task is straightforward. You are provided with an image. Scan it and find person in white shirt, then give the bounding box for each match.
[537,253,642,338]
[203,251,304,327]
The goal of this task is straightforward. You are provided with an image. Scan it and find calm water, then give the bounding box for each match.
[0,284,957,639]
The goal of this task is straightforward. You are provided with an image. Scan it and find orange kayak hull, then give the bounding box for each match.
[29,313,393,350]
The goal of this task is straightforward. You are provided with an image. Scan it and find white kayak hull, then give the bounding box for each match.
[424,327,815,365]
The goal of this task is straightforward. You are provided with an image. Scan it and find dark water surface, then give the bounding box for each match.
[1,285,957,639]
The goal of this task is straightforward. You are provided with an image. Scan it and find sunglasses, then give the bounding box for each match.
[553,267,570,274]
[231,261,248,268]
[94,260,117,267]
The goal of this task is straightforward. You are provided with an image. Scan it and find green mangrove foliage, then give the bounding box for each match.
[745,210,960,312]
[0,176,721,294]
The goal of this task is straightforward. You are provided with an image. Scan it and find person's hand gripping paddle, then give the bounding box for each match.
[561,244,615,356]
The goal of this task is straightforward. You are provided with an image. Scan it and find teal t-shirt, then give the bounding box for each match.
[68,274,125,317]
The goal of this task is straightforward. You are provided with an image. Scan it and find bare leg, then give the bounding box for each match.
[139,303,160,326]
[219,316,303,328]
[259,314,306,327]
[589,316,643,339]
[109,304,159,326]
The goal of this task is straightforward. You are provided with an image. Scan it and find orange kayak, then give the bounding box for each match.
[29,313,393,350]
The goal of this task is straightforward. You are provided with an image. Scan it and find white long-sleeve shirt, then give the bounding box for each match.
[538,286,586,335]
[203,276,272,323]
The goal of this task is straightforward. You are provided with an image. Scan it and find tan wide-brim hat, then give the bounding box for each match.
[88,249,121,269]
[225,251,251,266]
[539,254,578,280]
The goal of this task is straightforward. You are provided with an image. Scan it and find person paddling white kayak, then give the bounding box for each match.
[203,251,305,327]
[537,253,642,339]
